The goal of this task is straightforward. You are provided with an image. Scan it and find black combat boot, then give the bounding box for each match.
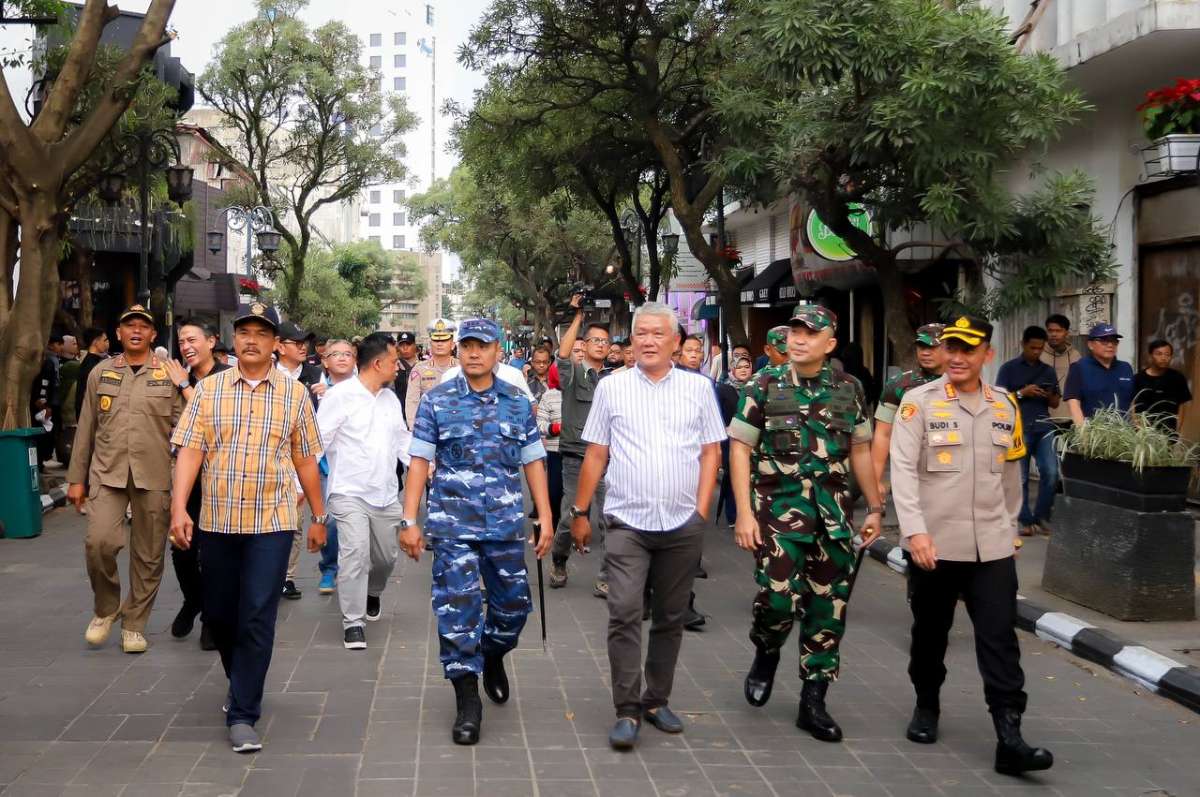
[992,708,1053,775]
[796,680,843,742]
[482,651,510,704]
[743,647,780,707]
[451,675,483,745]
[906,704,940,744]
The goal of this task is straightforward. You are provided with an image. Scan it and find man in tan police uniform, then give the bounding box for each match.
[889,314,1053,776]
[67,304,184,653]
[405,318,458,422]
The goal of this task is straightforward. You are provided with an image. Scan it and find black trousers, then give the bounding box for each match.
[199,529,292,727]
[906,554,1027,714]
[171,506,204,612]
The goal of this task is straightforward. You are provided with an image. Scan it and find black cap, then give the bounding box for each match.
[940,315,993,347]
[232,301,280,332]
[277,320,307,342]
[118,304,155,325]
[396,331,416,344]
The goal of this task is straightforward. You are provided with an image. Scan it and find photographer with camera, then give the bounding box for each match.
[549,291,612,596]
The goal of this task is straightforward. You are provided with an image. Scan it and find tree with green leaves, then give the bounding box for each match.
[198,0,417,313]
[0,0,177,428]
[714,0,1114,362]
[462,0,747,341]
[269,240,425,339]
[410,167,610,342]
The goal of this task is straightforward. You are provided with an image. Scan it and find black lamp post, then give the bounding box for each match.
[207,206,280,275]
[99,126,194,305]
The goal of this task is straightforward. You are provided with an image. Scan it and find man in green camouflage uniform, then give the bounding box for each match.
[759,326,790,371]
[728,304,884,743]
[870,323,946,499]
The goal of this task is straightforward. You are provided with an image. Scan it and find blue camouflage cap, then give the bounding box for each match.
[457,318,502,344]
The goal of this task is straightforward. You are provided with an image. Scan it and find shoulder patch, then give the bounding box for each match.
[899,403,919,422]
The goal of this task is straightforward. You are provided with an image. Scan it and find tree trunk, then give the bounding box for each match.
[875,259,916,369]
[0,196,60,430]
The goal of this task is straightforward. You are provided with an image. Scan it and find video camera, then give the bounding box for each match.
[570,282,596,309]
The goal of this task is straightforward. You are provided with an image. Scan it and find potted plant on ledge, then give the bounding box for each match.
[1056,407,1199,511]
[1139,77,1200,176]
[1044,407,1198,621]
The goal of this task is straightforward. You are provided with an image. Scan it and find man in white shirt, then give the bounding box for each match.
[317,333,411,650]
[570,302,726,751]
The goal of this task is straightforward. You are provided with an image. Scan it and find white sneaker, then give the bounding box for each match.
[121,629,148,653]
[84,613,118,646]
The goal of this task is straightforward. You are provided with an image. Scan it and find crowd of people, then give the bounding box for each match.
[49,290,1189,771]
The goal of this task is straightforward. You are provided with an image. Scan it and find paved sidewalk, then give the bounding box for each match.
[0,508,1196,797]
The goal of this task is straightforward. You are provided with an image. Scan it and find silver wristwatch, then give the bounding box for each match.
[312,513,329,525]
[569,504,589,519]
[399,518,418,529]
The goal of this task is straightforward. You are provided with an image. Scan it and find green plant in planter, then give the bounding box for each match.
[1056,406,1200,471]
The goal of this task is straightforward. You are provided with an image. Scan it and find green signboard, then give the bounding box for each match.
[806,204,872,262]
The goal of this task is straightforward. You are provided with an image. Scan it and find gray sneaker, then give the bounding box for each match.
[229,723,261,753]
[593,580,609,599]
[549,559,568,589]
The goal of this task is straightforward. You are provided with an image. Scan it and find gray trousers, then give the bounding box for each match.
[328,494,401,630]
[551,454,608,581]
[604,513,705,718]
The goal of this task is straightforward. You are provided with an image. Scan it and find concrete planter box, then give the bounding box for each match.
[1060,452,1192,511]
[1043,493,1195,622]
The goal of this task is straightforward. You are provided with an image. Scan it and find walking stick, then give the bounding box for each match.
[533,519,548,652]
[844,538,871,602]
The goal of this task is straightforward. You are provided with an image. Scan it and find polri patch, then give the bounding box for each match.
[899,403,918,422]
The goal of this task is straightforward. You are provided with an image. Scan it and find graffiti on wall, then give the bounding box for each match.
[1151,292,1199,369]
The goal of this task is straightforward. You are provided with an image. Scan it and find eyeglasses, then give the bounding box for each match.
[585,337,610,344]
[324,351,354,359]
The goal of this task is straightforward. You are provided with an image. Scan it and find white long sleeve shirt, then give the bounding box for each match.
[317,376,412,507]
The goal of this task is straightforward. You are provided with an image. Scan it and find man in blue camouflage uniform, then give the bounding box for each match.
[399,318,555,746]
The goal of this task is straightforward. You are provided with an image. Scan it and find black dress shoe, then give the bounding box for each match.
[608,717,640,750]
[906,705,939,744]
[643,706,684,734]
[992,709,1053,775]
[744,648,780,707]
[482,652,509,704]
[365,595,381,621]
[281,580,302,600]
[683,593,706,631]
[452,675,483,745]
[199,623,217,651]
[171,604,199,638]
[796,680,843,743]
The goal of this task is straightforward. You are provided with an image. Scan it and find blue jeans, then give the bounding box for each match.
[1019,428,1058,526]
[318,471,338,576]
[199,529,293,727]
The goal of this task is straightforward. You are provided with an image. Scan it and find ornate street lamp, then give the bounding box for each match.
[208,206,279,276]
[101,126,194,304]
[660,230,680,257]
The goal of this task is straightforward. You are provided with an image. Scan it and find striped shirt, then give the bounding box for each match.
[582,364,727,531]
[171,365,323,534]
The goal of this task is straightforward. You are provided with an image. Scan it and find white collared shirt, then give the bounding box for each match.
[582,364,727,531]
[440,361,535,401]
[317,376,412,507]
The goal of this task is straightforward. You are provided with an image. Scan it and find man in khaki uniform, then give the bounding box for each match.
[67,304,184,653]
[405,318,458,422]
[889,315,1053,777]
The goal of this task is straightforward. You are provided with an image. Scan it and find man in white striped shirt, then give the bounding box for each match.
[570,302,726,751]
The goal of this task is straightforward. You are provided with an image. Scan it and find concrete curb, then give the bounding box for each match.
[863,537,1200,715]
[41,485,68,513]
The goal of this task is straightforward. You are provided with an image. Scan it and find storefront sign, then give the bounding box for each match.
[806,204,873,262]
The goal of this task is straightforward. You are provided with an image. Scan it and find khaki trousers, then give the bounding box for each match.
[84,474,170,632]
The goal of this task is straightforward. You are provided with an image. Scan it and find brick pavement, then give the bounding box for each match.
[0,508,1197,797]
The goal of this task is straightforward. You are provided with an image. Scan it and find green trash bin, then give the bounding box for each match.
[0,427,45,539]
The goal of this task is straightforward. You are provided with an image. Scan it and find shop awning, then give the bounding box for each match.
[740,258,793,305]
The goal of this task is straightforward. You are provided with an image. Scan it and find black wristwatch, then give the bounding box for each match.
[176,380,190,392]
[569,504,589,519]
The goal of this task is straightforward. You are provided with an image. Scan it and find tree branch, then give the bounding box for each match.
[31,0,116,143]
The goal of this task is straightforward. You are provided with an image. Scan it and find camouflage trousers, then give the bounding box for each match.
[749,533,857,682]
[432,539,532,680]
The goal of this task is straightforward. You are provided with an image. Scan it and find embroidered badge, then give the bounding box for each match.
[99,396,112,412]
[899,403,918,422]
[947,431,960,443]
[937,451,953,465]
[152,368,167,380]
